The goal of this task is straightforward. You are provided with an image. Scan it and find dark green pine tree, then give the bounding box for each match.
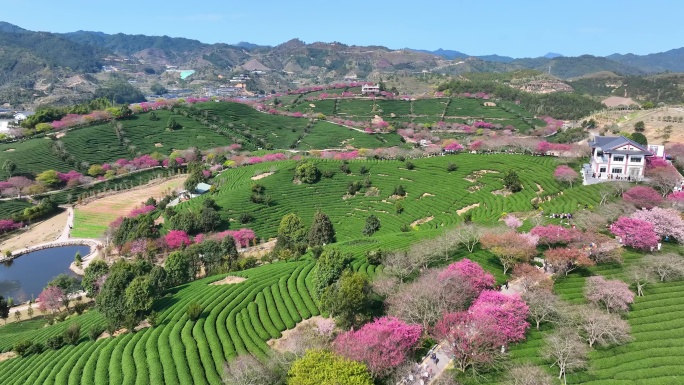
[308,210,336,246]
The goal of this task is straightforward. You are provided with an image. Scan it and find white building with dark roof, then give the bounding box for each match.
[587,136,654,180]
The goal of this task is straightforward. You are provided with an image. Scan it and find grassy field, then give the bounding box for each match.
[71,177,186,239]
[192,101,403,151]
[61,110,231,165]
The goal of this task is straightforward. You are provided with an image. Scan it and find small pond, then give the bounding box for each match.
[0,245,90,302]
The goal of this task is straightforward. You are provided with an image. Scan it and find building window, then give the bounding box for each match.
[599,167,606,173]
[613,156,624,162]
[630,157,641,163]
[612,168,623,174]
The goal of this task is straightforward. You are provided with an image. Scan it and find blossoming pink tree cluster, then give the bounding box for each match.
[631,207,684,242]
[623,186,663,209]
[165,230,192,249]
[584,276,634,313]
[438,258,495,295]
[432,290,529,373]
[554,165,579,187]
[38,286,64,314]
[503,214,523,230]
[610,217,659,250]
[333,316,422,378]
[127,205,156,218]
[443,140,464,152]
[530,225,582,246]
[0,219,22,233]
[214,228,256,248]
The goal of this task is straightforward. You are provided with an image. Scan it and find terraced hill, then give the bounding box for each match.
[487,246,684,385]
[277,96,544,131]
[0,101,402,179]
[175,154,604,243]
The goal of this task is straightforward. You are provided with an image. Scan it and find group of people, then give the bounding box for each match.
[401,358,437,384]
[546,212,573,219]
[592,172,632,181]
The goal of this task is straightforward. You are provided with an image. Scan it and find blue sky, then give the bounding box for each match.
[1,0,681,57]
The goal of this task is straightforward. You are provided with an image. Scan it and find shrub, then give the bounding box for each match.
[89,326,105,341]
[295,161,320,183]
[148,311,159,327]
[395,202,404,214]
[400,224,411,232]
[322,170,335,178]
[447,162,458,172]
[340,162,351,174]
[405,161,415,170]
[46,335,65,350]
[363,215,381,236]
[73,302,88,315]
[359,165,369,174]
[13,340,34,356]
[25,342,44,356]
[187,302,202,321]
[393,185,406,197]
[347,181,362,195]
[503,170,522,192]
[63,323,81,345]
[239,212,254,224]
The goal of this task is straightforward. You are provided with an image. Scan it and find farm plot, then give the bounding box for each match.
[176,154,601,243]
[0,199,32,219]
[192,102,401,151]
[478,247,684,385]
[0,139,74,179]
[0,259,322,385]
[61,111,230,165]
[297,121,402,150]
[71,176,186,238]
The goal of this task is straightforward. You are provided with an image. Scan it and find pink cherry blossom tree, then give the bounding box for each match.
[333,316,422,378]
[503,214,523,230]
[432,311,505,374]
[623,186,663,209]
[469,290,530,344]
[439,258,495,295]
[165,230,191,249]
[610,217,659,250]
[544,247,594,276]
[667,191,684,210]
[631,207,684,242]
[554,165,579,187]
[38,286,64,314]
[584,276,634,314]
[530,225,582,246]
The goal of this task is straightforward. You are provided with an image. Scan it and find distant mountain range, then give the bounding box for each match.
[1,21,684,107]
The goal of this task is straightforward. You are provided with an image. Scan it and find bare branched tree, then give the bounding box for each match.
[575,305,632,348]
[644,253,684,282]
[385,269,473,328]
[505,364,555,385]
[542,328,588,385]
[626,264,655,297]
[522,288,560,330]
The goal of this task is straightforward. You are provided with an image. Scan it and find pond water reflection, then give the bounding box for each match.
[0,245,90,302]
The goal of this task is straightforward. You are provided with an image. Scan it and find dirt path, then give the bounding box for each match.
[0,210,68,253]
